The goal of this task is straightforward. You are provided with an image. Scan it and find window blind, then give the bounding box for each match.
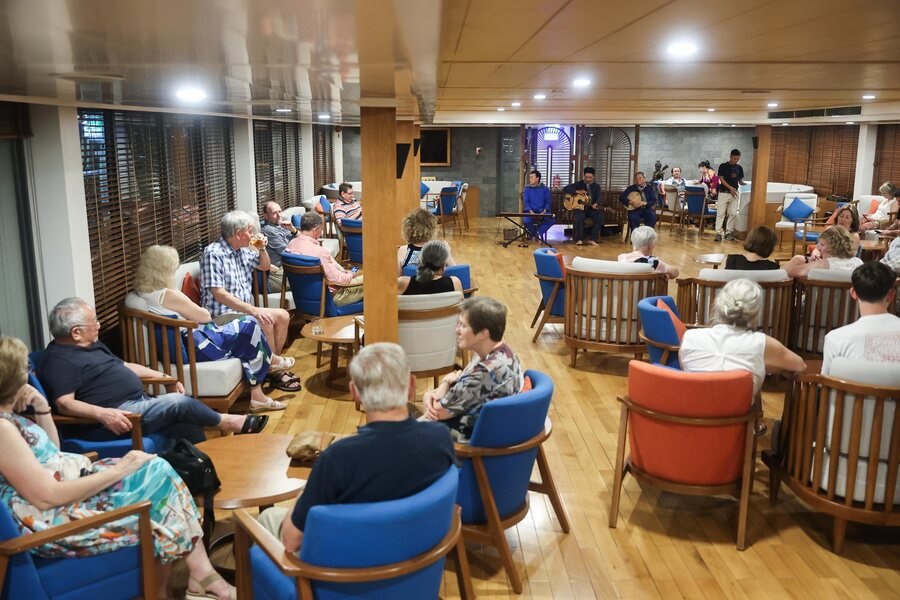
[253,120,303,211]
[79,109,236,342]
[313,124,335,193]
[767,126,857,197]
[873,125,900,194]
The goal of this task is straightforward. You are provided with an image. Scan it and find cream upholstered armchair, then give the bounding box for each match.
[398,291,464,387]
[563,257,668,366]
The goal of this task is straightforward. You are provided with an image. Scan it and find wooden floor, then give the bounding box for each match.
[237,217,900,599]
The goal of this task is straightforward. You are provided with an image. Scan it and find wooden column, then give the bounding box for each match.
[397,120,417,215]
[361,106,399,343]
[747,125,772,232]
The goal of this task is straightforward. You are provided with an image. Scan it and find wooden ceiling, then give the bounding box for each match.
[0,0,896,125]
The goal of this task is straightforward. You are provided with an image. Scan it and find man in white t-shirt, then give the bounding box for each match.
[822,261,900,375]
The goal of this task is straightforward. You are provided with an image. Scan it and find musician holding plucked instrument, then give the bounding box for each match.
[563,166,604,246]
[619,171,660,232]
[522,170,555,242]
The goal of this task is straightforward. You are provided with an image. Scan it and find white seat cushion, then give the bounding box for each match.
[301,195,325,211]
[321,238,340,258]
[571,257,653,274]
[161,359,244,398]
[807,268,853,282]
[698,268,789,282]
[398,291,463,374]
[281,206,306,222]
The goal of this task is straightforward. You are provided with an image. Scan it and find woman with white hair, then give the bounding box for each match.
[134,245,292,411]
[679,279,805,395]
[859,182,898,231]
[617,225,680,279]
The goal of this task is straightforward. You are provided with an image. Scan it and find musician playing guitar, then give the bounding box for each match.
[619,171,660,232]
[522,170,555,243]
[563,166,604,246]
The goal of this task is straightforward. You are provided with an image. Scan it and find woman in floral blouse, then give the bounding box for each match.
[423,297,524,441]
[0,336,235,599]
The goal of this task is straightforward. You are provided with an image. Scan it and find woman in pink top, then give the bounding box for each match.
[617,226,679,279]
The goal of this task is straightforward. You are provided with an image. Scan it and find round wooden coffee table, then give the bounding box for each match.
[694,253,726,269]
[301,315,359,390]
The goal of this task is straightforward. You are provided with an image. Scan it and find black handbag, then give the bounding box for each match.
[160,439,221,511]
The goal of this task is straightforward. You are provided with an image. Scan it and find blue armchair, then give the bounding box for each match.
[684,185,716,236]
[431,186,461,236]
[401,263,477,297]
[637,296,683,369]
[233,466,473,600]
[28,351,171,459]
[531,248,565,343]
[0,500,156,600]
[455,370,570,593]
[337,218,363,266]
[314,196,336,238]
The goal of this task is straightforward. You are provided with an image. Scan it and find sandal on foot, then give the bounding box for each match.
[250,397,287,412]
[269,355,295,373]
[186,573,236,600]
[238,414,269,435]
[269,371,302,392]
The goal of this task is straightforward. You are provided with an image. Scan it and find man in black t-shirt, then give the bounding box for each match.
[716,148,745,242]
[257,342,456,552]
[38,298,267,443]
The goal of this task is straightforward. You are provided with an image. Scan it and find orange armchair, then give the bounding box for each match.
[609,361,761,550]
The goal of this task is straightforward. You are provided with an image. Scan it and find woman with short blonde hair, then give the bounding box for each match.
[397,208,455,274]
[785,225,862,278]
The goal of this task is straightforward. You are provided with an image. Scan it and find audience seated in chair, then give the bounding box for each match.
[723,225,780,270]
[618,226,679,279]
[133,245,293,410]
[859,181,897,231]
[260,201,301,293]
[785,226,863,278]
[200,210,292,362]
[286,212,364,307]
[398,240,463,296]
[332,182,362,225]
[37,298,267,445]
[255,343,457,554]
[0,336,237,600]
[814,205,861,258]
[422,297,524,442]
[398,208,455,275]
[822,262,900,375]
[680,279,805,396]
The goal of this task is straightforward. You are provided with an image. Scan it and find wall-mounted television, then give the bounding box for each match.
[420,128,451,166]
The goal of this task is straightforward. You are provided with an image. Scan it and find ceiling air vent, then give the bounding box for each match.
[768,110,793,119]
[794,109,826,118]
[825,106,861,116]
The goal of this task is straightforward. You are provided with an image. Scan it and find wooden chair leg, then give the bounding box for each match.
[138,509,156,600]
[569,347,577,367]
[832,518,847,554]
[453,535,475,600]
[233,517,253,599]
[462,201,470,231]
[472,457,523,594]
[532,311,554,343]
[735,422,755,551]
[531,445,570,533]
[530,299,545,328]
[609,404,629,528]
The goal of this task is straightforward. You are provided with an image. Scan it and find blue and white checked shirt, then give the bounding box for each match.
[882,237,900,275]
[200,237,260,316]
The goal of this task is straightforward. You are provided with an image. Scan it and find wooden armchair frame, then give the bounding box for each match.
[531,271,564,342]
[233,506,474,600]
[768,373,900,553]
[789,277,856,356]
[118,302,244,412]
[775,201,820,249]
[564,268,668,366]
[675,277,794,346]
[609,395,762,550]
[426,188,463,237]
[0,501,156,598]
[455,419,570,593]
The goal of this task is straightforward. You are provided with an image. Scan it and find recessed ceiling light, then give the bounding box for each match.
[533,94,546,100]
[666,41,698,57]
[318,114,331,120]
[846,121,855,125]
[707,108,716,112]
[718,123,725,126]
[767,102,778,108]
[511,102,521,107]
[572,78,591,88]
[275,108,292,113]
[175,87,206,102]
[781,122,789,126]
[731,124,736,127]
[497,107,505,112]
[862,94,876,100]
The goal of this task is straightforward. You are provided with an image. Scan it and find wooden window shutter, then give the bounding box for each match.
[313,124,335,193]
[873,125,900,194]
[254,121,303,210]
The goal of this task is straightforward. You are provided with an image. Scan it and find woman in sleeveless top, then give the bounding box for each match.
[723,225,779,271]
[134,245,292,412]
[785,226,863,278]
[398,240,463,296]
[0,336,236,599]
[680,279,805,396]
[397,208,455,274]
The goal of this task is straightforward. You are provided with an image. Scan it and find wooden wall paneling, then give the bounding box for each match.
[748,125,771,232]
[360,107,399,343]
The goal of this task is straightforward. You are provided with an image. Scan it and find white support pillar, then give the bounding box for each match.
[233,118,258,215]
[27,105,94,333]
[301,123,314,198]
[853,123,878,199]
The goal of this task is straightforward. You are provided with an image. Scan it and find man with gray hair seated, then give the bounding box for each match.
[36,297,268,442]
[257,342,455,552]
[201,210,298,391]
[260,201,299,293]
[617,225,680,279]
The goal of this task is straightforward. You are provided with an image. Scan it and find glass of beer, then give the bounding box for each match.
[250,233,267,249]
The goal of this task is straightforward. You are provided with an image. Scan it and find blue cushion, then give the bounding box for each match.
[36,547,142,600]
[782,197,815,222]
[533,249,565,317]
[419,182,430,199]
[291,213,303,228]
[637,296,681,369]
[794,230,820,242]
